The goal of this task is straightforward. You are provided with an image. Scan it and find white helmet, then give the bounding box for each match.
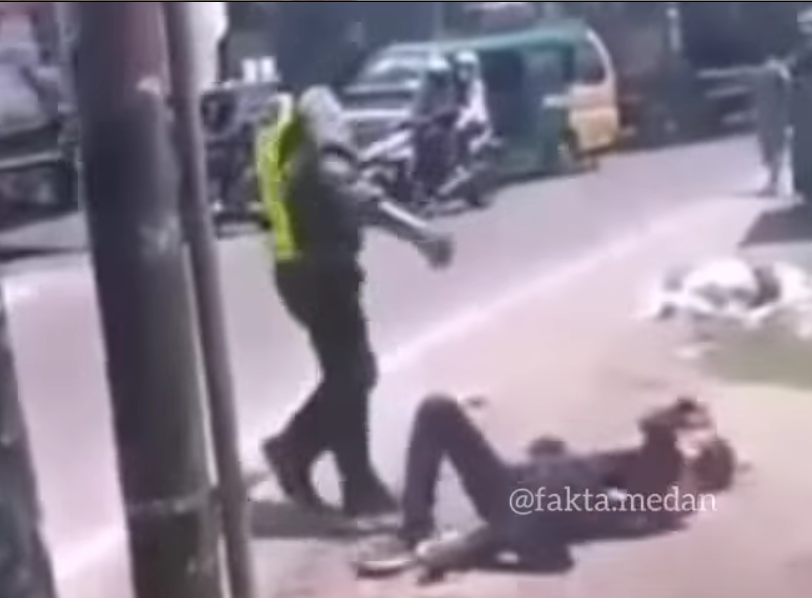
[426,54,452,74]
[455,51,479,68]
[454,51,480,83]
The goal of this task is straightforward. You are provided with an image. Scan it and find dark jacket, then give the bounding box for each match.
[502,443,682,555]
[268,88,436,271]
[269,90,384,270]
[281,142,374,268]
[508,452,617,549]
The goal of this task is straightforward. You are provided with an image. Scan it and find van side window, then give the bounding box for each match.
[574,39,606,84]
[524,46,571,89]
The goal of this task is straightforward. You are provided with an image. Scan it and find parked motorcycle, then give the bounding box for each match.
[202,82,284,229]
[359,114,502,218]
[360,120,417,207]
[201,84,502,230]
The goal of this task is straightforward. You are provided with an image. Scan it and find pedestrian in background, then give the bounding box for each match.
[752,56,791,197]
[790,10,812,206]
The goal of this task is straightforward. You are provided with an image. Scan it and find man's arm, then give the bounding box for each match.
[318,150,454,268]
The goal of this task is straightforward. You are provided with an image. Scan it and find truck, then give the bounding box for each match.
[0,2,234,223]
[576,2,806,146]
[0,2,77,221]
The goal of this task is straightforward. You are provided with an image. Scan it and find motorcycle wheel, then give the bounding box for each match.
[465,175,495,210]
[554,131,581,175]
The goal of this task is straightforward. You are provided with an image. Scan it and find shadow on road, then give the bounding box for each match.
[250,500,399,541]
[0,204,76,234]
[466,521,685,578]
[0,244,79,265]
[703,332,812,390]
[349,511,688,583]
[739,205,812,248]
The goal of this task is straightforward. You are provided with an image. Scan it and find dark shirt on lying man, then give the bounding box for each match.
[393,396,689,569]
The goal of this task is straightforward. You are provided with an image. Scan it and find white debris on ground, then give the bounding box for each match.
[636,257,812,360]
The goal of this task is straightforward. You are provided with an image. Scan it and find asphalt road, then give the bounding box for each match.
[2,137,759,596]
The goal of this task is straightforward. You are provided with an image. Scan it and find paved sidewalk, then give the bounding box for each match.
[249,197,812,598]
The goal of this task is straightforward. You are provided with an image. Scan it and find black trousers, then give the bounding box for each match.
[274,261,379,487]
[400,398,631,556]
[402,397,517,544]
[791,77,812,201]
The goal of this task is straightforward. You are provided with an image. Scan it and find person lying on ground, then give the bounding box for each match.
[354,394,736,581]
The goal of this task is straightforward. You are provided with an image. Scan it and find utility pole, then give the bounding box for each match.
[163,4,256,598]
[0,289,58,598]
[72,4,224,598]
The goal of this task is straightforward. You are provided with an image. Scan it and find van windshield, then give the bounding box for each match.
[343,87,417,112]
[355,50,432,87]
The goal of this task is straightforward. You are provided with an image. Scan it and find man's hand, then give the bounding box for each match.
[420,232,455,270]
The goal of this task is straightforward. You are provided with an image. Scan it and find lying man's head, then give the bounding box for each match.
[639,398,737,494]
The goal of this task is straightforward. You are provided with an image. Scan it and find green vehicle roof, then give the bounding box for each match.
[389,20,590,55]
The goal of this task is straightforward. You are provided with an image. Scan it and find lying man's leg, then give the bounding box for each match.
[354,395,512,578]
[401,396,578,577]
[401,394,516,546]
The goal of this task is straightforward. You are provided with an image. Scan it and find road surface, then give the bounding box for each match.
[314,196,812,598]
[2,138,762,597]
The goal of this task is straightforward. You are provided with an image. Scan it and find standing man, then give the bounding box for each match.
[790,10,812,206]
[413,57,460,203]
[752,56,791,197]
[451,51,494,160]
[257,88,454,518]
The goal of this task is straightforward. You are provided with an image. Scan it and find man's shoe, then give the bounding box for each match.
[353,536,418,578]
[262,436,326,510]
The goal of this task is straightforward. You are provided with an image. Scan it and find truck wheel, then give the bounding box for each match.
[556,132,583,175]
[465,166,498,210]
[466,186,492,210]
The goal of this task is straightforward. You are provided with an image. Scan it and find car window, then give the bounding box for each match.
[343,87,418,111]
[574,39,607,84]
[524,45,572,89]
[356,51,429,87]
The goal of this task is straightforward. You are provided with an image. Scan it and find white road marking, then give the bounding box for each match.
[3,282,39,308]
[52,199,735,585]
[3,266,89,310]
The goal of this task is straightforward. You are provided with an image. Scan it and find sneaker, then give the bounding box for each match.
[353,536,417,578]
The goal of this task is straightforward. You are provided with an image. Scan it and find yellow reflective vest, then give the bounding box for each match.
[255,111,299,263]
